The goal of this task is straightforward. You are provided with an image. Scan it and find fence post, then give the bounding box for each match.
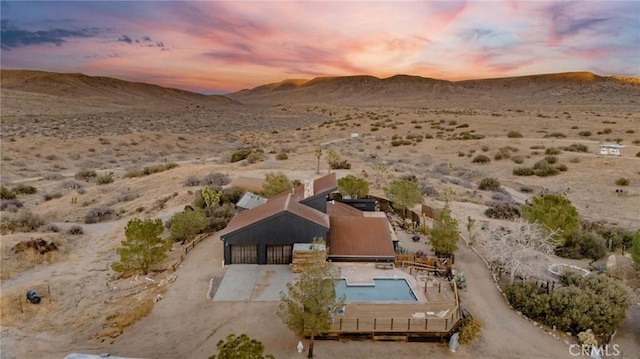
[391,318,394,330]
[374,318,377,331]
[425,318,428,330]
[356,318,359,330]
[407,318,410,330]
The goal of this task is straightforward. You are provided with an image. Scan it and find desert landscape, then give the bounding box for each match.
[1,69,639,359]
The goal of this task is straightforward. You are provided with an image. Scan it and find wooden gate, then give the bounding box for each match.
[266,244,293,264]
[230,245,257,264]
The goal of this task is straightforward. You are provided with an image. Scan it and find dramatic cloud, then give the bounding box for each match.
[1,19,102,50]
[0,0,637,92]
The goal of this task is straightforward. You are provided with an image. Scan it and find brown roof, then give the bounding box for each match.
[328,217,395,258]
[326,201,364,217]
[220,193,330,237]
[313,172,337,195]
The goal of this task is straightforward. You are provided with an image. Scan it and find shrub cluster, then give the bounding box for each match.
[478,177,501,191]
[0,198,23,212]
[615,177,629,186]
[505,274,628,336]
[75,169,97,182]
[513,167,535,176]
[67,225,84,235]
[485,203,520,219]
[562,143,589,153]
[85,206,115,224]
[555,231,607,261]
[507,131,523,138]
[124,163,179,178]
[12,184,37,195]
[96,172,114,185]
[0,186,16,200]
[0,209,45,234]
[471,154,491,164]
[457,316,481,344]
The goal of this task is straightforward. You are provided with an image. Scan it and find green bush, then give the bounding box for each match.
[513,167,535,176]
[0,209,45,233]
[534,164,559,177]
[578,131,592,137]
[615,177,629,186]
[457,316,481,344]
[555,164,568,172]
[505,274,628,336]
[12,184,37,195]
[511,156,524,164]
[555,231,607,261]
[246,149,265,164]
[478,177,501,191]
[276,153,288,161]
[507,131,523,138]
[471,154,491,164]
[544,147,561,155]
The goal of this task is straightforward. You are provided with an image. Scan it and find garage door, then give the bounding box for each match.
[266,244,293,264]
[230,245,257,264]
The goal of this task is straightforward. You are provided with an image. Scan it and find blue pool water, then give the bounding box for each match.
[334,278,418,302]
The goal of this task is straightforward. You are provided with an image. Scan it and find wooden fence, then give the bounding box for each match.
[170,232,211,271]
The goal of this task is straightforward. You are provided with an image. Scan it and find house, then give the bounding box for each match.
[599,143,626,156]
[220,173,397,265]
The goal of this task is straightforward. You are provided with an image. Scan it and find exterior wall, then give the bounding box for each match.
[338,199,377,212]
[300,193,329,213]
[222,212,329,264]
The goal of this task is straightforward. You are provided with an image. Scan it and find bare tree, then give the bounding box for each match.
[478,219,559,283]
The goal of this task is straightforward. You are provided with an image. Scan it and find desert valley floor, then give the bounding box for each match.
[1,70,639,358]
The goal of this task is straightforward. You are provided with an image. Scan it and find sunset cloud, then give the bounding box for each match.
[1,1,637,93]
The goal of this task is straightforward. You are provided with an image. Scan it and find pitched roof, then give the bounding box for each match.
[328,217,395,258]
[220,193,330,237]
[327,201,364,217]
[313,172,337,195]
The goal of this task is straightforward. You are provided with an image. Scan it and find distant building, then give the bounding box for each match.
[599,143,626,156]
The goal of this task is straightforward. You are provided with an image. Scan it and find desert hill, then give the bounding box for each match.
[0,69,238,117]
[229,71,640,107]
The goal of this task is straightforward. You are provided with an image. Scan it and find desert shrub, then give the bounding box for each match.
[471,155,490,164]
[0,198,23,212]
[542,156,558,164]
[246,149,265,164]
[478,177,501,191]
[457,316,481,344]
[543,132,566,138]
[480,145,489,152]
[201,172,231,187]
[544,147,561,155]
[555,231,607,261]
[602,128,612,134]
[169,209,209,243]
[507,131,523,138]
[183,176,201,187]
[505,274,628,336]
[75,169,97,182]
[331,159,351,170]
[96,172,114,185]
[530,145,545,150]
[219,186,245,205]
[62,180,84,190]
[391,139,403,147]
[124,163,179,178]
[485,203,520,219]
[230,149,252,163]
[276,153,288,161]
[597,227,635,252]
[110,190,139,204]
[569,157,581,163]
[42,192,63,201]
[12,184,37,195]
[85,206,115,224]
[578,131,592,137]
[511,156,524,164]
[0,209,45,233]
[0,186,16,200]
[637,151,640,158]
[555,164,568,172]
[520,186,533,193]
[40,223,60,233]
[67,225,84,235]
[562,143,588,152]
[491,192,513,203]
[513,167,535,176]
[615,177,629,186]
[534,164,559,177]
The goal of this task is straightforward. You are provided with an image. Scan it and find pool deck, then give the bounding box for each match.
[316,263,462,340]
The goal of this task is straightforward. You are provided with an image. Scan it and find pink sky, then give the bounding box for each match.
[1,1,638,93]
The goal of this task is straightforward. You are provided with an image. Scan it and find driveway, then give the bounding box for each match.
[213,265,292,302]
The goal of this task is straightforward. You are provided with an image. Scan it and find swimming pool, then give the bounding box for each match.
[334,278,418,302]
